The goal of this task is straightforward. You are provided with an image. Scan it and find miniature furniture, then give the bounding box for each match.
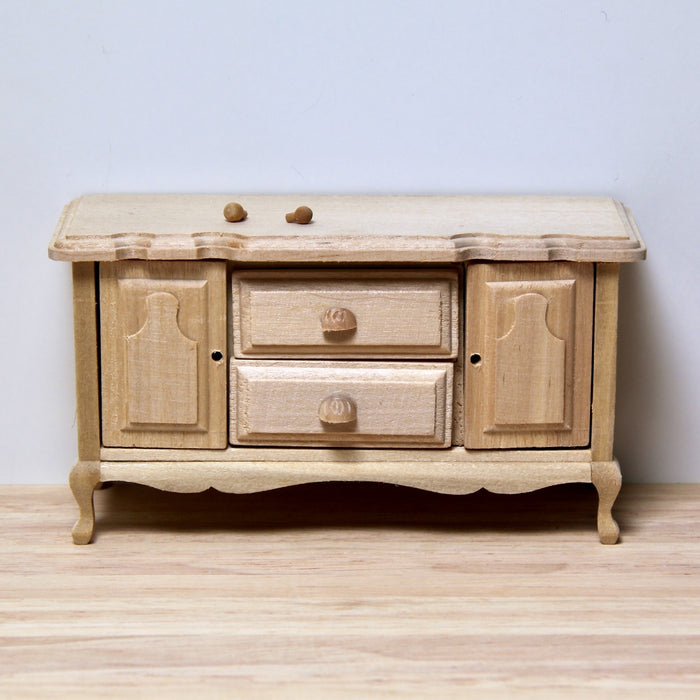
[49,195,646,544]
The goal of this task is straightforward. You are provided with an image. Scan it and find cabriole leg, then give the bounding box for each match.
[591,460,622,544]
[69,461,101,544]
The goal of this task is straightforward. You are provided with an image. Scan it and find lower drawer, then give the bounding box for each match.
[230,361,453,447]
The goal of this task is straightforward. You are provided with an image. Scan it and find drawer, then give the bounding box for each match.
[230,361,453,447]
[232,269,458,358]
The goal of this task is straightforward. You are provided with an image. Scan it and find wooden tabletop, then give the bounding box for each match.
[49,194,646,264]
[1,483,697,697]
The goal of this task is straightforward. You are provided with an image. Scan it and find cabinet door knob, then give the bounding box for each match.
[321,307,357,333]
[318,392,357,424]
[285,205,313,224]
[223,202,248,222]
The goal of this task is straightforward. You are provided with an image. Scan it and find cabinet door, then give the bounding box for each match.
[465,262,593,448]
[100,261,227,448]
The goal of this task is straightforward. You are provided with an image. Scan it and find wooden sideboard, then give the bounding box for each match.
[49,194,645,544]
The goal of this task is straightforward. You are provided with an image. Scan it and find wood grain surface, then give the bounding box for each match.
[99,261,228,449]
[230,361,453,447]
[465,262,594,448]
[233,268,458,359]
[48,194,646,263]
[1,484,698,698]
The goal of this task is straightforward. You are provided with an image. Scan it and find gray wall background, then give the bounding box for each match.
[1,1,698,483]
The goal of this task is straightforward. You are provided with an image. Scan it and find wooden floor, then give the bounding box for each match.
[1,483,699,698]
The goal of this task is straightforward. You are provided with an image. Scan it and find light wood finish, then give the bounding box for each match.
[49,194,646,263]
[71,449,604,544]
[285,205,313,224]
[100,458,591,496]
[320,306,357,332]
[233,269,458,358]
[100,445,594,463]
[72,445,602,544]
[592,460,623,545]
[90,458,623,545]
[51,195,645,545]
[465,262,594,448]
[2,484,698,697]
[318,391,357,424]
[591,263,620,461]
[71,262,101,461]
[68,461,101,544]
[222,201,247,222]
[100,261,227,448]
[64,456,600,552]
[452,272,465,444]
[230,361,453,447]
[126,292,199,425]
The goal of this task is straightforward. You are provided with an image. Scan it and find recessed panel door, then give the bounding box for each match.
[465,262,594,448]
[100,261,227,448]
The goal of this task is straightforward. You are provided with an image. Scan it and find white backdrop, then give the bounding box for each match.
[1,1,698,483]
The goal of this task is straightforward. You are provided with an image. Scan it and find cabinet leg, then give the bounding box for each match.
[69,461,101,544]
[591,460,622,544]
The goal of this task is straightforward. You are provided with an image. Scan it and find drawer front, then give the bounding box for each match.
[230,361,453,447]
[233,269,458,358]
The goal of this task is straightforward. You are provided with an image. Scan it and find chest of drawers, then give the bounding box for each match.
[49,194,645,544]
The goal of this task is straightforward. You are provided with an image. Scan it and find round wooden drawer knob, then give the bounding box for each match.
[318,392,357,424]
[321,307,357,333]
[285,205,313,224]
[223,202,248,222]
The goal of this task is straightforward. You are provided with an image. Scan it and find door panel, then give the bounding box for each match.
[465,262,593,448]
[125,292,199,426]
[100,261,227,448]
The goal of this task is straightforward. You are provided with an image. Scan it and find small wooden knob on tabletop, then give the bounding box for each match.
[223,202,247,222]
[285,206,313,224]
[318,392,357,425]
[321,307,357,333]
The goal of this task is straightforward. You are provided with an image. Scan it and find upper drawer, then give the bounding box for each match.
[232,269,459,358]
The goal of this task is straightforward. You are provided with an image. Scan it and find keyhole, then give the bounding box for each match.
[470,353,482,365]
[211,350,223,362]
